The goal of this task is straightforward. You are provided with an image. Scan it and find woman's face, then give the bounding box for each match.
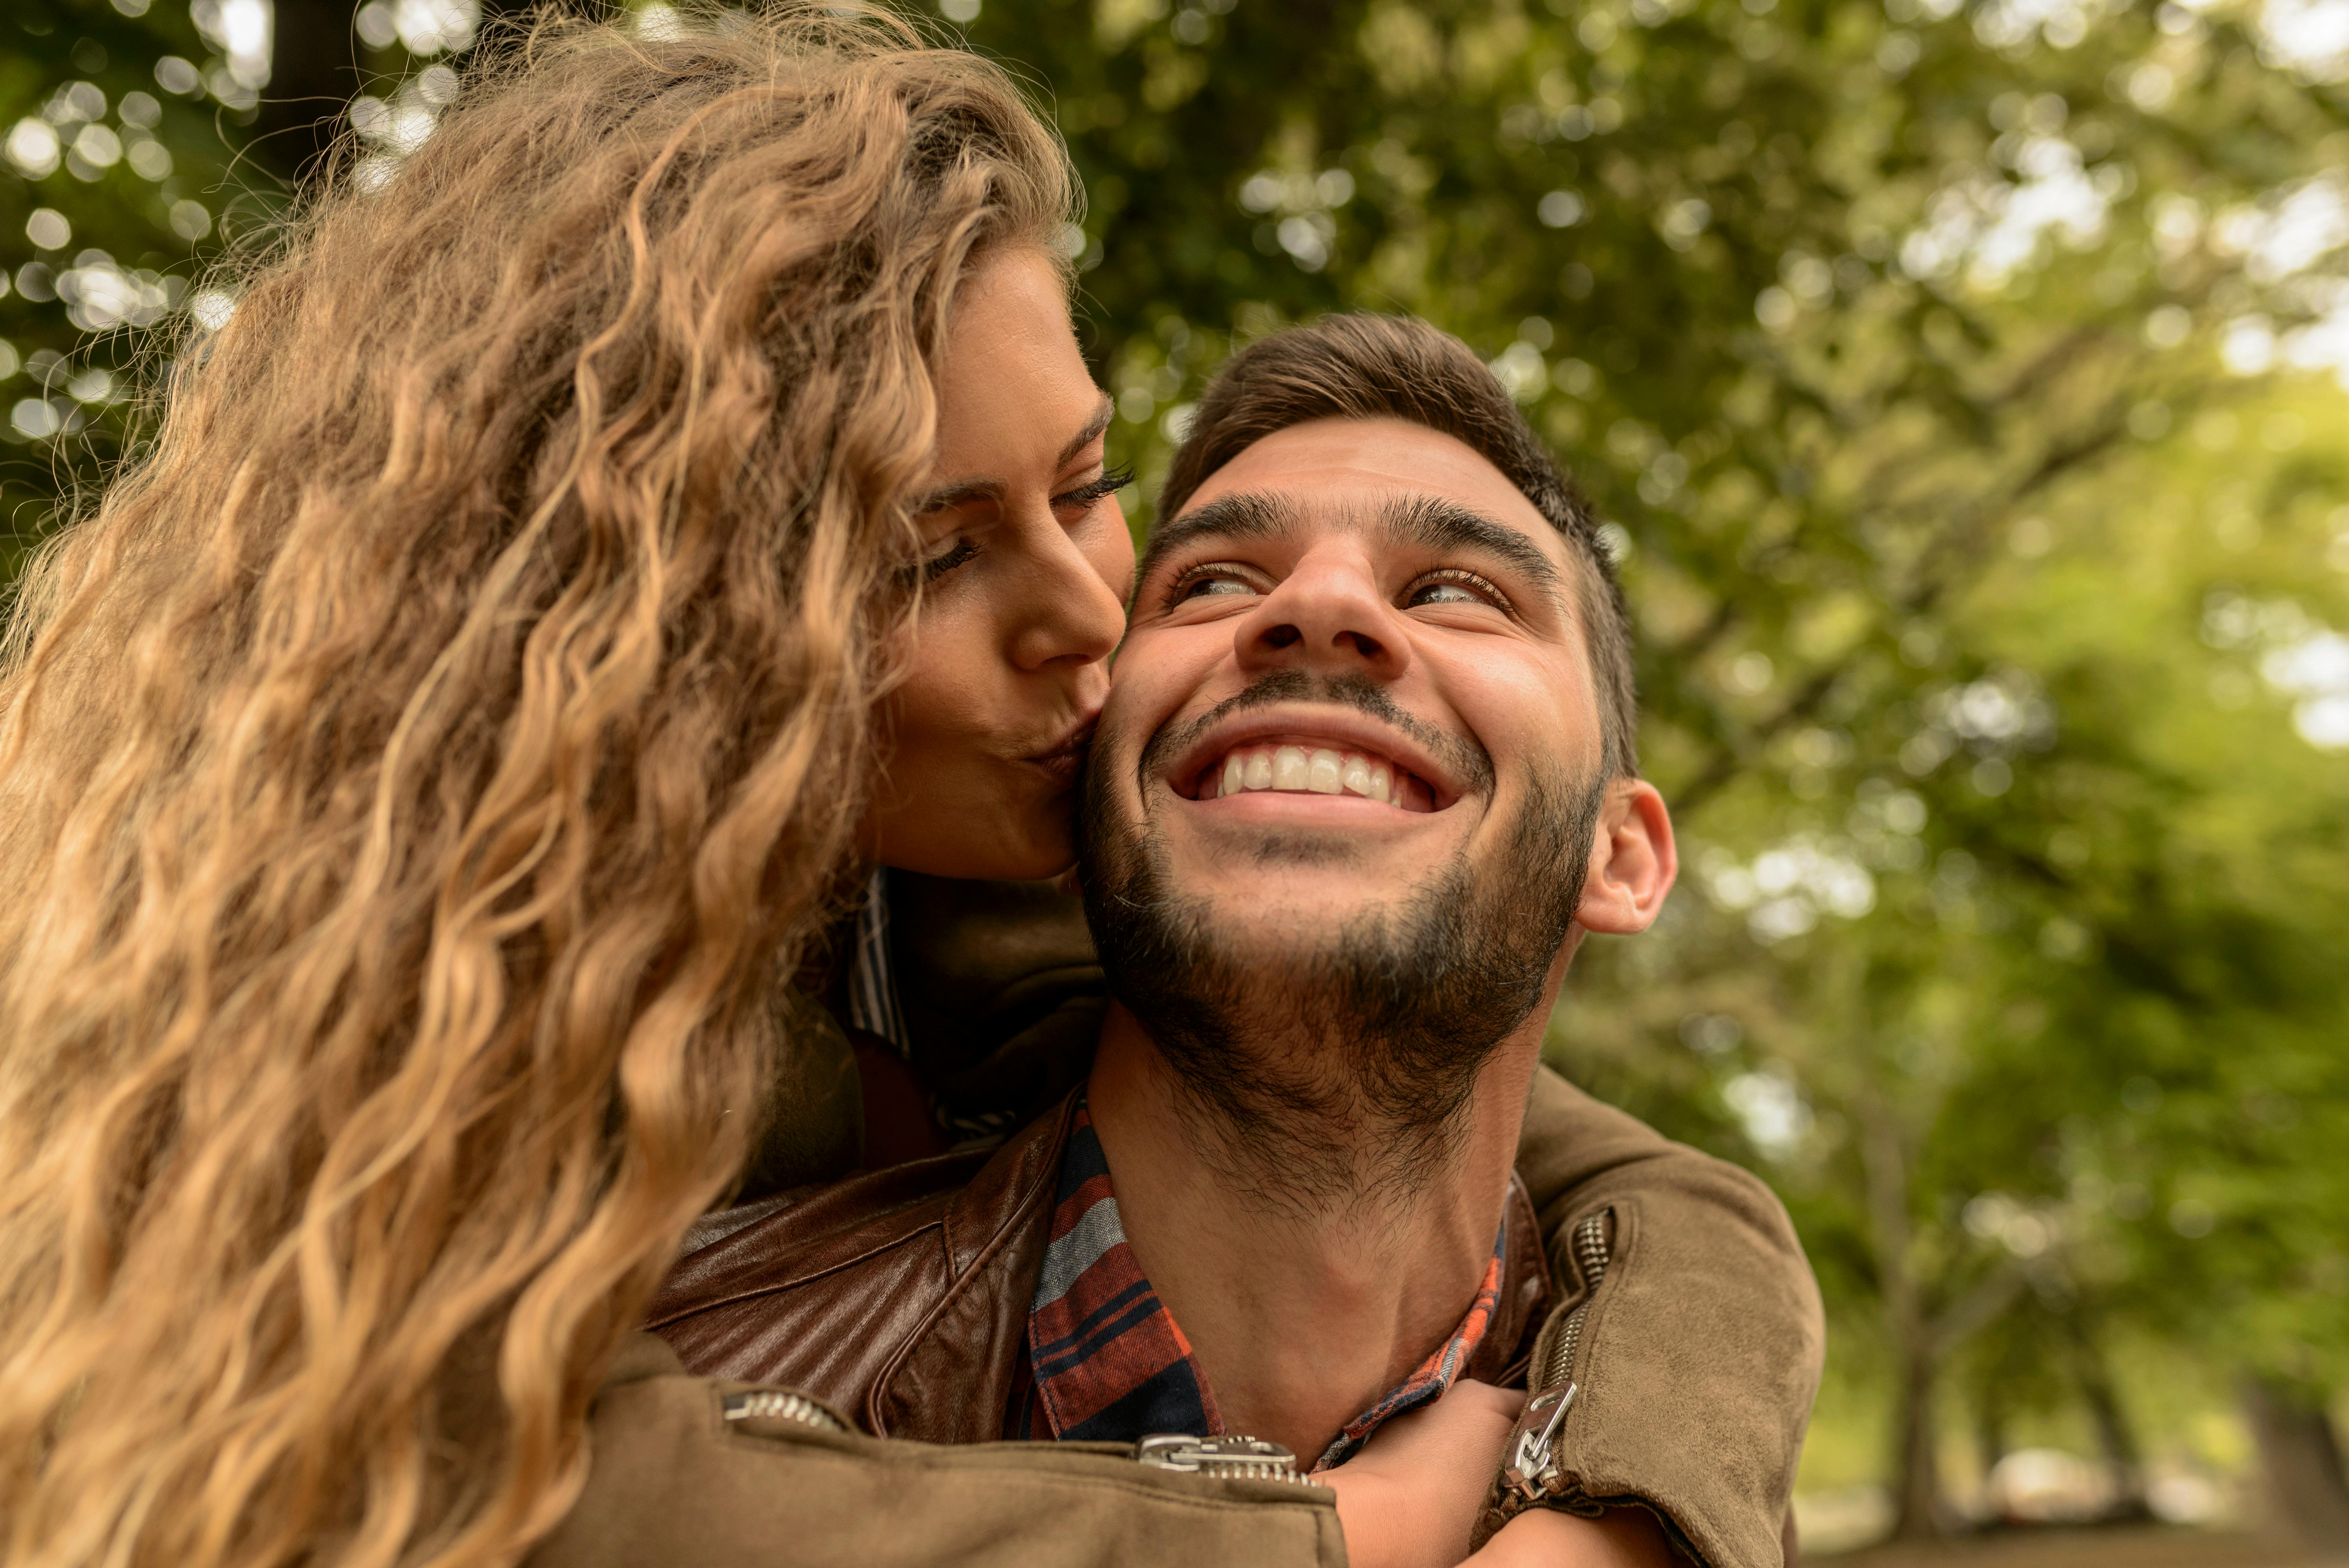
[861,248,1133,880]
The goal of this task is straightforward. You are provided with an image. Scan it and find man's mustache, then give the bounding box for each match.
[1134,669,1495,796]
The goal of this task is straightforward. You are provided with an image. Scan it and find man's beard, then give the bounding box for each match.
[1079,672,1604,1213]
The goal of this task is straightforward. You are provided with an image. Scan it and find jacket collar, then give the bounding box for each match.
[651,1085,1549,1449]
[875,1091,1552,1444]
[870,1092,1079,1439]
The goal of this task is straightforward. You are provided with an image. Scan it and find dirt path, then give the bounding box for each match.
[1813,1525,2324,1568]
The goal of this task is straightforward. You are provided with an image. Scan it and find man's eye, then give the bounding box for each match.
[1406,575,1501,608]
[1179,575,1256,600]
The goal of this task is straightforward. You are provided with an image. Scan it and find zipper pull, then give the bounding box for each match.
[1134,1433,1326,1487]
[1502,1382,1578,1500]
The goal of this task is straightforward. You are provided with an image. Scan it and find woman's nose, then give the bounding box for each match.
[1234,548,1410,684]
[1007,519,1126,673]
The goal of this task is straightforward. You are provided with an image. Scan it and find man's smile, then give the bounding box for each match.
[1196,739,1435,811]
[1156,703,1469,817]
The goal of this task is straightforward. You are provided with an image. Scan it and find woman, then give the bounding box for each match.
[0,9,1813,1568]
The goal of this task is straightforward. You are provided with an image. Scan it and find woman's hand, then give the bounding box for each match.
[1464,1505,1678,1568]
[1319,1379,1522,1568]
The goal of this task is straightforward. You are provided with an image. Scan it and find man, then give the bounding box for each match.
[649,316,1823,1567]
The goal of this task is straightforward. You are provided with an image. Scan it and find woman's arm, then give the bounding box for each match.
[1504,1066,1825,1568]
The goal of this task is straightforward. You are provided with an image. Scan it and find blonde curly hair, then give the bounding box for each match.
[0,8,1071,1566]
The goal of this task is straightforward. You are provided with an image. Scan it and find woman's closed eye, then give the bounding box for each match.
[1054,462,1134,515]
[918,538,980,581]
[905,462,1133,586]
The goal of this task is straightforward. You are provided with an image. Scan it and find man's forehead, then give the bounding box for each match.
[1175,416,1567,565]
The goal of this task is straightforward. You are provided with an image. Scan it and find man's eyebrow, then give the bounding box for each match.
[1136,491,1294,583]
[911,391,1117,514]
[1381,494,1566,607]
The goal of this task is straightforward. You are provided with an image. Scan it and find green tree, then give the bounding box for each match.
[1,0,487,559]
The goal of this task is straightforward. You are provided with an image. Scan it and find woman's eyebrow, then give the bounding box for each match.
[911,392,1116,515]
[1058,392,1115,467]
[913,477,1003,513]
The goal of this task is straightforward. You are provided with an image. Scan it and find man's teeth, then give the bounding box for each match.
[1208,745,1419,808]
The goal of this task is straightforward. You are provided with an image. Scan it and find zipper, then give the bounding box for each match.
[1534,1207,1615,1393]
[722,1388,849,1433]
[1504,1206,1616,1505]
[1134,1433,1328,1488]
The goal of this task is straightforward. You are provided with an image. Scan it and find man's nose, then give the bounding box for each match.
[1233,548,1410,683]
[1007,516,1125,674]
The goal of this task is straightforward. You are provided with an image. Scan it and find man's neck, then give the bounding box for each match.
[1084,1001,1543,1463]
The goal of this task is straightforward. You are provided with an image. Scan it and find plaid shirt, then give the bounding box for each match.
[1004,1098,1507,1471]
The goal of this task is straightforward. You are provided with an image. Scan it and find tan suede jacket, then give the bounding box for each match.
[527,1332,1349,1568]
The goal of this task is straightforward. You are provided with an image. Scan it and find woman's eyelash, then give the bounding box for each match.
[1057,462,1135,508]
[910,539,979,584]
[900,464,1131,588]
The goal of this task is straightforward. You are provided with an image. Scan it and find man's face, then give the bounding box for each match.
[1080,416,1622,1175]
[1095,416,1606,961]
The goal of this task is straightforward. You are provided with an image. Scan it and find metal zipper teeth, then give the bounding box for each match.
[1196,1459,1325,1486]
[1538,1209,1614,1393]
[722,1388,848,1433]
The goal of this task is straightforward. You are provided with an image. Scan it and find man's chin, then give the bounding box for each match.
[1162,886,1429,959]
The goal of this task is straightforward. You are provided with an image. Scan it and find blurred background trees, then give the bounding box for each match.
[5,0,2346,1553]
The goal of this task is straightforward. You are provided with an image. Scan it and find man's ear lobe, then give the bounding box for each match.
[1573,778,1678,937]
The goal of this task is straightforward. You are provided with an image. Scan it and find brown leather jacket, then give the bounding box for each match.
[640,1063,1821,1568]
[645,1090,1556,1438]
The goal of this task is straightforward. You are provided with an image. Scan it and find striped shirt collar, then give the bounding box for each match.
[1009,1097,1509,1471]
[845,867,911,1058]
[843,868,1024,1143]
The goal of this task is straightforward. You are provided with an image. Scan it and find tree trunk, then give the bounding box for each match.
[1974,1382,2009,1520]
[248,0,362,186]
[2068,1316,2151,1520]
[1857,1096,1947,1540]
[1890,1342,1945,1540]
[2242,1374,2349,1555]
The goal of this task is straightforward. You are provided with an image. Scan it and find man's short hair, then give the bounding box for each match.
[1158,314,1638,779]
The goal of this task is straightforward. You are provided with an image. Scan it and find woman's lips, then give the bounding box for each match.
[1023,715,1098,785]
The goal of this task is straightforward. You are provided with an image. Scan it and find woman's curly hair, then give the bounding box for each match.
[0,8,1071,1565]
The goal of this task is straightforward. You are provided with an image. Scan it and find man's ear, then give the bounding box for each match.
[1574,777,1677,936]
